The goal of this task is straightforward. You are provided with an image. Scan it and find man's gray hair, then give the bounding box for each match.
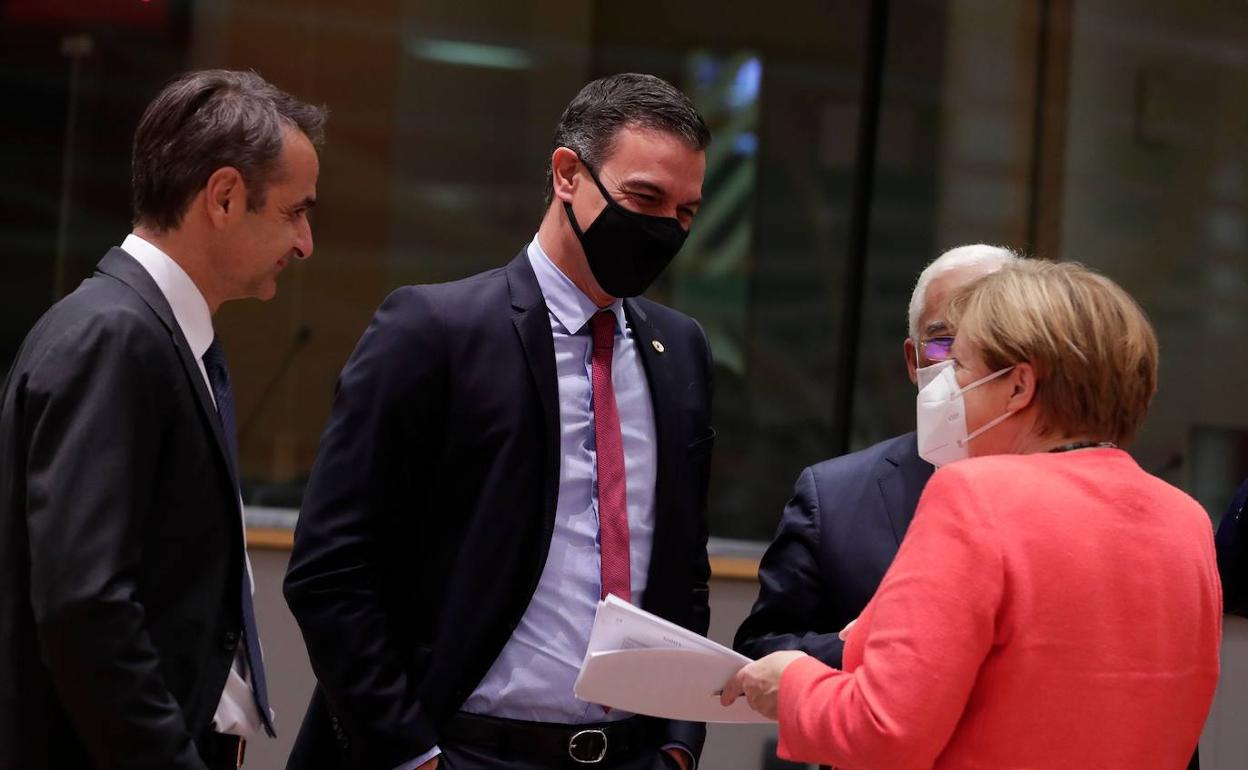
[907,244,1021,339]
[132,69,328,232]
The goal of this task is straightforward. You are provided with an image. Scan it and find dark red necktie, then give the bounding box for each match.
[590,311,631,602]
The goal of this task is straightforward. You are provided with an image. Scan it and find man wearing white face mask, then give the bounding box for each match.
[735,244,1018,672]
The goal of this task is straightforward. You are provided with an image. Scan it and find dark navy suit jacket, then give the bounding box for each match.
[284,252,715,770]
[1216,477,1248,617]
[735,432,932,668]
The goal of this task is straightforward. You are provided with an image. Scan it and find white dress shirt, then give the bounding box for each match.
[120,233,266,739]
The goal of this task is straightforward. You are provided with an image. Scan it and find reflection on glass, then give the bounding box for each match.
[1060,0,1248,500]
[2,0,1243,537]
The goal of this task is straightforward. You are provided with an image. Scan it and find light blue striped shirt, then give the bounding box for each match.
[462,235,657,720]
[397,237,663,770]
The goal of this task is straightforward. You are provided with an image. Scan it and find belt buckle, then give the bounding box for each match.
[568,728,608,764]
[235,737,247,769]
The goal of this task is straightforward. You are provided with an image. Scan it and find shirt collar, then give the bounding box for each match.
[526,235,625,336]
[120,233,215,359]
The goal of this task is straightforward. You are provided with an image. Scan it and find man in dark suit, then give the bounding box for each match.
[735,245,1018,668]
[283,74,714,770]
[0,70,324,770]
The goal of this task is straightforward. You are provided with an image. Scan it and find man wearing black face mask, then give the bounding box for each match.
[284,74,715,770]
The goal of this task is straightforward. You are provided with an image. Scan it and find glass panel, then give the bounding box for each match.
[1059,0,1248,516]
[851,0,1038,450]
[0,0,864,542]
[0,1,192,367]
[0,0,1089,543]
[595,0,865,540]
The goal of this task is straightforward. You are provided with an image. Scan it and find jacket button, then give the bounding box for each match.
[222,630,240,651]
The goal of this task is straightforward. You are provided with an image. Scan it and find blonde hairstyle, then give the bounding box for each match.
[946,260,1159,446]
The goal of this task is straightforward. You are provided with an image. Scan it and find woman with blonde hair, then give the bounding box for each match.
[724,260,1221,770]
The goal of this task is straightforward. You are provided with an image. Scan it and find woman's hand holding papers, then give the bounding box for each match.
[720,651,809,720]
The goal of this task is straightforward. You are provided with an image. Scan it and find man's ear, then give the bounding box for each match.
[550,147,580,204]
[904,338,918,386]
[203,166,244,228]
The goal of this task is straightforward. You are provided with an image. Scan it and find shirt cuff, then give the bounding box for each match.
[392,745,440,770]
[661,742,696,770]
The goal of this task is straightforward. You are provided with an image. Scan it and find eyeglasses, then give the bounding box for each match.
[919,336,955,362]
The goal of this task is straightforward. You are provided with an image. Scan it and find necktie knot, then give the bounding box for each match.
[202,336,229,384]
[201,339,234,453]
[590,310,616,352]
[202,337,226,373]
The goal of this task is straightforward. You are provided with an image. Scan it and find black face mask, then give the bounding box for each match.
[562,163,689,298]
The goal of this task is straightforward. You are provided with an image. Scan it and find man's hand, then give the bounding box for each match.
[719,651,809,720]
[416,757,439,770]
[663,747,691,770]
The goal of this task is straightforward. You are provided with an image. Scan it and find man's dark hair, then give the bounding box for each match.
[544,73,711,206]
[132,69,328,232]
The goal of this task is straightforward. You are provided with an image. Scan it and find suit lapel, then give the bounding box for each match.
[876,433,933,544]
[625,299,680,596]
[505,253,561,532]
[96,248,241,495]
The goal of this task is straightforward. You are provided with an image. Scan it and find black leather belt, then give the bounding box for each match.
[443,712,661,765]
[200,732,247,769]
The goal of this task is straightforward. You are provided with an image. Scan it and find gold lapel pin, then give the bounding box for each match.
[652,340,665,354]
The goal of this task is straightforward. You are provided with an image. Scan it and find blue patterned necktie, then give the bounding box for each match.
[202,338,275,737]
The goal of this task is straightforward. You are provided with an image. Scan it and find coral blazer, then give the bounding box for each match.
[777,448,1221,770]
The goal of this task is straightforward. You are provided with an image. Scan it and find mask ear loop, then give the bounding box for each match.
[954,365,1019,447]
[561,156,624,243]
[954,364,1016,396]
[568,155,690,238]
[960,409,1014,447]
[562,197,588,241]
[579,160,619,207]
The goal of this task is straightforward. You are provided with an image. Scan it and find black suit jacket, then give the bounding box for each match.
[0,249,248,769]
[734,432,932,667]
[283,252,715,770]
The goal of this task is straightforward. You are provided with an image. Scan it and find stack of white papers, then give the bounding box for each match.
[573,595,774,723]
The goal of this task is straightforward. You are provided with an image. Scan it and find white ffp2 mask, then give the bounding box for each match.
[915,360,946,391]
[916,360,1016,467]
